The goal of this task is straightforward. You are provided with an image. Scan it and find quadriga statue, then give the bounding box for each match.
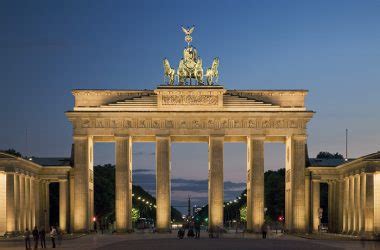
[177,46,203,85]
[163,58,176,85]
[205,57,219,85]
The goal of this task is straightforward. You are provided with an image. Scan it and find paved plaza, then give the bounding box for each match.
[0,233,379,250]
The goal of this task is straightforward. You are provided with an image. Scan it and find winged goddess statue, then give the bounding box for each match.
[182,26,194,46]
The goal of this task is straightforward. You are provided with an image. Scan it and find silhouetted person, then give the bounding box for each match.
[194,220,201,239]
[50,226,57,248]
[24,228,31,250]
[261,223,268,239]
[57,226,63,246]
[32,226,39,250]
[39,228,46,248]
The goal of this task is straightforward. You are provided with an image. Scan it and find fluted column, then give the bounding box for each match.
[311,180,320,232]
[285,135,307,232]
[19,174,25,231]
[156,135,171,232]
[30,177,36,228]
[5,173,16,234]
[115,135,133,232]
[246,135,264,232]
[359,173,366,234]
[25,175,31,230]
[69,172,75,233]
[305,173,311,233]
[208,135,224,231]
[354,174,360,234]
[59,180,69,232]
[45,182,50,231]
[343,177,349,233]
[374,173,380,234]
[0,172,7,235]
[14,173,20,232]
[73,135,93,232]
[364,173,374,234]
[348,176,354,233]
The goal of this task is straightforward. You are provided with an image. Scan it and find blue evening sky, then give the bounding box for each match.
[1,0,379,186]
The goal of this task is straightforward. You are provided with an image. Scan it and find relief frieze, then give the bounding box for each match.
[79,117,307,130]
[161,95,218,105]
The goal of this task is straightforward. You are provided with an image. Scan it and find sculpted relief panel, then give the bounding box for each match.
[161,95,218,106]
[78,117,307,130]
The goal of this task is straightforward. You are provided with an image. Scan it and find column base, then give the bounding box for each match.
[155,228,172,233]
[4,231,19,237]
[114,229,134,234]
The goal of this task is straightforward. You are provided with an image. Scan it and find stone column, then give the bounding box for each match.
[354,174,360,234]
[343,177,349,233]
[45,182,50,231]
[311,180,320,232]
[69,172,75,233]
[30,177,36,228]
[359,173,366,234]
[39,181,45,230]
[73,135,93,232]
[285,135,307,232]
[25,176,31,230]
[5,173,16,234]
[59,180,69,232]
[19,174,25,231]
[246,136,264,232]
[0,172,7,235]
[115,135,133,232]
[208,135,224,231]
[364,173,374,234]
[14,173,20,232]
[156,135,171,232]
[348,175,354,234]
[304,173,311,233]
[374,173,380,234]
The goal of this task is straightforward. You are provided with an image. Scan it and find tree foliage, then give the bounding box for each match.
[1,148,22,157]
[316,151,344,159]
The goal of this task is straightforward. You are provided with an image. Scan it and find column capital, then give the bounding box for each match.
[248,135,265,141]
[73,135,91,140]
[114,134,131,139]
[292,134,308,141]
[156,134,171,139]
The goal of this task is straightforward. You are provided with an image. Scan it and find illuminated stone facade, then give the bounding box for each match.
[1,85,379,239]
[0,153,71,235]
[308,152,380,238]
[66,85,314,233]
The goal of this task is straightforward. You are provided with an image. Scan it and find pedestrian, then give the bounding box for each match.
[50,226,57,248]
[24,228,31,250]
[194,220,201,239]
[57,226,63,246]
[32,226,39,250]
[261,223,268,239]
[39,227,46,248]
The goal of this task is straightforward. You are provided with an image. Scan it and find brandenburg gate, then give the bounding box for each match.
[2,27,380,238]
[65,27,314,233]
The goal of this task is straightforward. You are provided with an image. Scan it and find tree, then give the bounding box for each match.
[316,151,344,159]
[1,148,22,157]
[240,206,247,222]
[132,208,140,222]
